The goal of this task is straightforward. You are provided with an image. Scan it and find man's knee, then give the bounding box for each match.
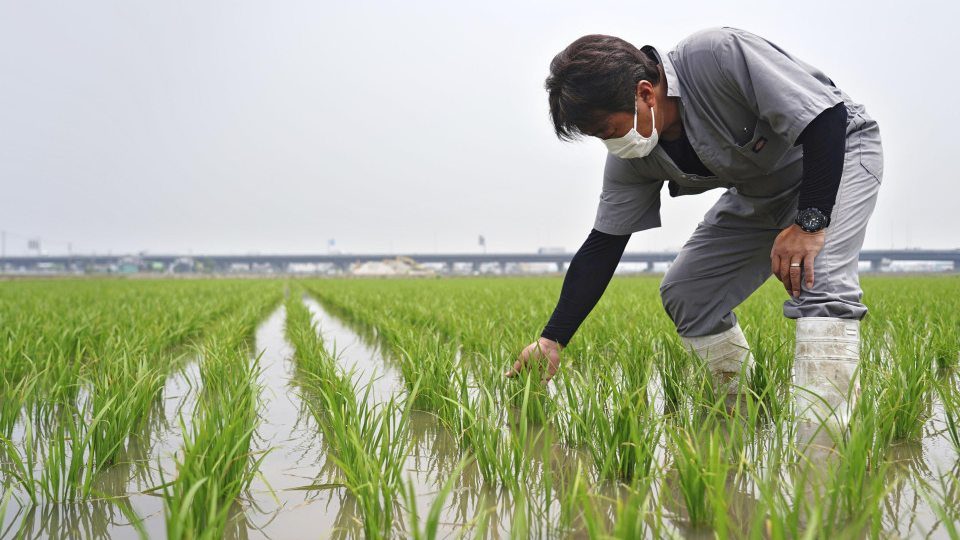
[660,277,736,337]
[659,278,698,335]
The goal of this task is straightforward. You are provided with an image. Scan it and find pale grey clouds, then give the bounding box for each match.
[1,0,954,255]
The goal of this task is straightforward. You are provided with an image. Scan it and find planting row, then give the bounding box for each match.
[1,279,283,538]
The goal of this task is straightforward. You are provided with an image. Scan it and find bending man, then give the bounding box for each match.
[507,28,882,421]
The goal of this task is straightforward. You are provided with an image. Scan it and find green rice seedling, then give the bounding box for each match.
[745,328,793,425]
[311,381,413,540]
[537,441,557,531]
[35,347,85,418]
[554,368,592,448]
[452,370,540,501]
[938,372,960,451]
[656,336,736,430]
[394,329,461,421]
[665,424,731,528]
[518,400,564,535]
[0,488,11,534]
[729,406,792,486]
[163,379,266,538]
[4,274,955,538]
[401,457,469,540]
[504,356,554,426]
[38,400,116,502]
[87,354,166,468]
[506,373,548,486]
[162,304,273,539]
[2,279,273,424]
[869,317,936,441]
[568,368,660,482]
[448,371,505,485]
[468,347,511,403]
[509,487,531,540]
[0,374,38,438]
[608,475,656,540]
[747,465,807,540]
[794,408,892,538]
[558,462,602,539]
[453,385,529,498]
[615,332,657,396]
[657,336,690,411]
[913,470,960,540]
[1,278,282,512]
[445,367,473,451]
[162,474,223,540]
[285,291,339,379]
[0,422,40,506]
[928,309,960,371]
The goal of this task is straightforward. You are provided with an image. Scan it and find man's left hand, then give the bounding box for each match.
[771,224,825,298]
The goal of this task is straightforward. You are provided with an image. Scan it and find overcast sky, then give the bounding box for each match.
[1,0,955,255]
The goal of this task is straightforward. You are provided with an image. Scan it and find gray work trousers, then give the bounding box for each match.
[660,113,883,338]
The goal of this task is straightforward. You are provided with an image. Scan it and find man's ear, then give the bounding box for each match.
[636,80,656,109]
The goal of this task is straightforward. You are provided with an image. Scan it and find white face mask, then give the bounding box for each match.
[602,103,658,159]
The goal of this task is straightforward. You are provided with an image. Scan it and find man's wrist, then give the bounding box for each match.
[795,207,830,233]
[538,335,564,350]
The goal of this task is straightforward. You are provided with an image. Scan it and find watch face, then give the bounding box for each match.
[798,209,826,232]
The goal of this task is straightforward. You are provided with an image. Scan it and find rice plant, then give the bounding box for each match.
[401,457,470,540]
[868,316,936,441]
[562,366,660,482]
[308,378,413,539]
[938,372,960,451]
[160,293,280,538]
[1,275,958,539]
[665,424,731,527]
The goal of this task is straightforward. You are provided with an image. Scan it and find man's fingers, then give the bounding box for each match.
[505,351,529,378]
[778,258,792,293]
[772,253,788,290]
[789,260,803,297]
[508,343,562,383]
[540,356,560,385]
[804,252,816,289]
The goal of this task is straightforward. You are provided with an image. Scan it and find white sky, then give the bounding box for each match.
[1,0,955,255]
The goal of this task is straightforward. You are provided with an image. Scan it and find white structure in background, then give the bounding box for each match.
[350,257,434,277]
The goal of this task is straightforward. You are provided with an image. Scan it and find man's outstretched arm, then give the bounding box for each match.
[507,228,631,380]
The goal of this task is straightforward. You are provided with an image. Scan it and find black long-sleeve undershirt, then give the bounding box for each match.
[540,104,848,346]
[796,102,847,218]
[541,229,630,346]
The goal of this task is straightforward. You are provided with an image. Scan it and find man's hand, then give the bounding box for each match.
[505,337,563,382]
[771,224,825,298]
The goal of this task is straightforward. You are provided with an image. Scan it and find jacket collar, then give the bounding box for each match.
[640,45,681,98]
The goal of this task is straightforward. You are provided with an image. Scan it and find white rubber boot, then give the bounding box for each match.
[794,317,860,424]
[680,322,753,395]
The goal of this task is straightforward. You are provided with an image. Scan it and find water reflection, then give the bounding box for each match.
[301,295,404,401]
[4,499,141,540]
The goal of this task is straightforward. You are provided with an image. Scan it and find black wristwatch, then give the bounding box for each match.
[795,208,830,233]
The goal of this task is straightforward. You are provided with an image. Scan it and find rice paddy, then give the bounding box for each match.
[1,275,959,539]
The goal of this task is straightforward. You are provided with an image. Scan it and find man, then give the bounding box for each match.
[507,28,882,421]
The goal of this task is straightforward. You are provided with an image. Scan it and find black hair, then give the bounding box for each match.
[544,35,660,141]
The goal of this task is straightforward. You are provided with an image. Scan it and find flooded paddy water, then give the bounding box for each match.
[1,298,406,539]
[2,276,959,538]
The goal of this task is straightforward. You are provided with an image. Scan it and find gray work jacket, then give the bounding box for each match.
[594,27,874,236]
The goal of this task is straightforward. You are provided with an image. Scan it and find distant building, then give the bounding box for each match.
[117,263,139,274]
[351,257,433,277]
[116,256,141,274]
